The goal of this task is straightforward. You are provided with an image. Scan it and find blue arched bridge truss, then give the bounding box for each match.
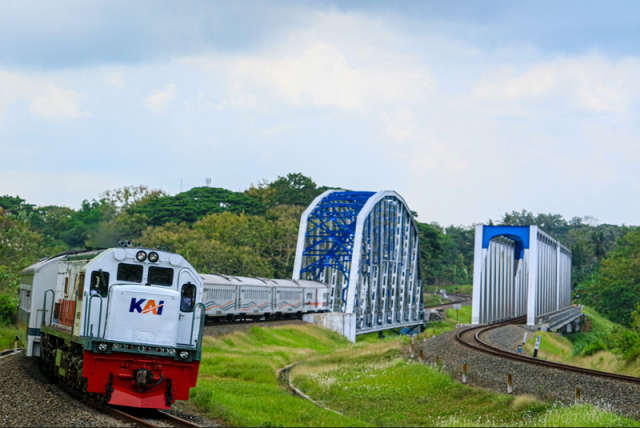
[293,190,424,334]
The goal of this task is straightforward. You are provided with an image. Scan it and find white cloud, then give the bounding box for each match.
[104,72,126,90]
[29,85,86,119]
[145,84,178,113]
[473,55,640,116]
[235,42,433,111]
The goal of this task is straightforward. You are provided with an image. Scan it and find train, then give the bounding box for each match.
[16,246,332,409]
[201,274,331,320]
[17,246,205,409]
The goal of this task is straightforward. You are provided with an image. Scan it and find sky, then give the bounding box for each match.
[2,1,640,226]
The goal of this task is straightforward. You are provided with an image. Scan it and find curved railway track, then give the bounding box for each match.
[455,318,640,385]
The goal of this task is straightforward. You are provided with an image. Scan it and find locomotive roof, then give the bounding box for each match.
[21,249,104,275]
[200,273,328,289]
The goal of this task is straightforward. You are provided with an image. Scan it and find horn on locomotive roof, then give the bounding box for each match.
[119,240,134,248]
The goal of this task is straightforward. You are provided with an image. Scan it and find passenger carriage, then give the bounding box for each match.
[201,275,330,320]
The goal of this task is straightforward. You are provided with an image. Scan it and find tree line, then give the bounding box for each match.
[0,173,636,327]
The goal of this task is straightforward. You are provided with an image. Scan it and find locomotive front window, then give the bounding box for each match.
[90,270,110,297]
[149,267,174,286]
[117,263,143,283]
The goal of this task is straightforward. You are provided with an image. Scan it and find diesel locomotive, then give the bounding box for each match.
[17,246,205,409]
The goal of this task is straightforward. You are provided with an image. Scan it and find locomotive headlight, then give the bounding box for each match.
[136,251,147,262]
[148,252,159,263]
[98,343,108,352]
[179,351,189,360]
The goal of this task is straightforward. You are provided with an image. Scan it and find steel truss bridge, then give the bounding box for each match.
[293,190,423,335]
[471,225,574,327]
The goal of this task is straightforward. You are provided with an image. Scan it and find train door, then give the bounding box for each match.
[72,272,85,336]
[177,270,199,346]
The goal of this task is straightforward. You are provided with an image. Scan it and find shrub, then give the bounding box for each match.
[581,339,607,357]
[0,293,18,326]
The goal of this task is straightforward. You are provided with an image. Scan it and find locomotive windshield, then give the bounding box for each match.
[148,267,174,286]
[117,263,143,283]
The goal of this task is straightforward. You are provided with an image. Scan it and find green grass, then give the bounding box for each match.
[293,340,639,427]
[0,326,18,350]
[424,306,473,336]
[191,321,639,427]
[424,293,450,306]
[565,306,617,356]
[190,324,363,427]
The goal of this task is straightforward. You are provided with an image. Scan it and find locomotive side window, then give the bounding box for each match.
[148,267,174,286]
[90,270,110,297]
[181,283,196,313]
[117,263,143,283]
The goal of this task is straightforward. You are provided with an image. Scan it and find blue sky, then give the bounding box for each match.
[2,1,640,226]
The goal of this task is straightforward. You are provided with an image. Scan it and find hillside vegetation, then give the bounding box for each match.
[521,307,640,377]
[192,323,639,427]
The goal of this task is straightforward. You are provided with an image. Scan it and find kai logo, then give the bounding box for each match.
[129,298,165,315]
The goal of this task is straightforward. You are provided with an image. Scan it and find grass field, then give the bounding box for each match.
[190,321,638,427]
[292,339,639,427]
[190,324,363,427]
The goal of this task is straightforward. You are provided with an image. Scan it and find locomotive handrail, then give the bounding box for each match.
[84,294,104,338]
[190,303,206,349]
[42,289,55,327]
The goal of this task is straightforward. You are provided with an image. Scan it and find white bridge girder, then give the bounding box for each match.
[472,226,572,326]
[293,190,423,334]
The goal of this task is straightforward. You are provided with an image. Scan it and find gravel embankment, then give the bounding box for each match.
[482,325,531,353]
[0,353,132,427]
[418,328,640,418]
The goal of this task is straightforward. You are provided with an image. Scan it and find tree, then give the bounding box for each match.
[129,187,266,227]
[245,173,331,209]
[590,229,611,262]
[576,229,640,326]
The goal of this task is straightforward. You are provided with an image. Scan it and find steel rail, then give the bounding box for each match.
[455,318,640,385]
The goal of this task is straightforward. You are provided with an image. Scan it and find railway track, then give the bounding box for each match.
[0,348,23,359]
[455,318,640,385]
[82,398,203,427]
[101,406,203,427]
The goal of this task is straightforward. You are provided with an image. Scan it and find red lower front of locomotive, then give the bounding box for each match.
[83,351,200,409]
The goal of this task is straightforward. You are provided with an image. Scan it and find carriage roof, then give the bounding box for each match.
[200,274,328,289]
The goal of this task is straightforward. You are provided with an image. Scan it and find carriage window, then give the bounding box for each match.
[181,283,196,313]
[149,267,174,286]
[117,263,143,283]
[90,270,110,298]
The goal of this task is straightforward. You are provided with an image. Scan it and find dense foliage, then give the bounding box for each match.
[576,230,640,327]
[0,173,636,327]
